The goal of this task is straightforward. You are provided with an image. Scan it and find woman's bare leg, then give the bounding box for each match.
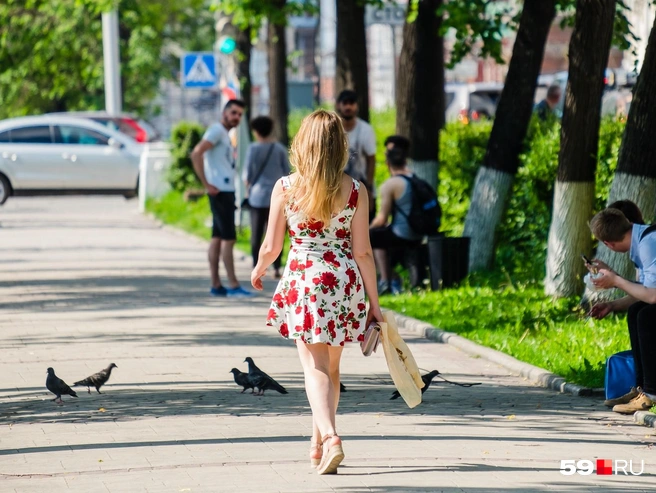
[297,341,343,439]
[309,348,341,458]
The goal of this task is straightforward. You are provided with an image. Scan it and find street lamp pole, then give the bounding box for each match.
[102,10,122,115]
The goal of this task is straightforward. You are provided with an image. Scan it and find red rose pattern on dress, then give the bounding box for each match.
[266,176,366,346]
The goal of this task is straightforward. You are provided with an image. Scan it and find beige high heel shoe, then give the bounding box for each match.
[309,439,322,467]
[316,434,344,475]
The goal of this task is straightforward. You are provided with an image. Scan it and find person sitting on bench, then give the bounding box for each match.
[588,208,656,414]
[369,136,423,295]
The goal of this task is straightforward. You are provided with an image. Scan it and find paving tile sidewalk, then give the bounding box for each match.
[1,196,655,493]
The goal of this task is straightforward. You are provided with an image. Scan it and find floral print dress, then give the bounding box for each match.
[266,176,367,346]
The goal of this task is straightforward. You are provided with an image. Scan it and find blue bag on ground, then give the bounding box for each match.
[605,350,636,400]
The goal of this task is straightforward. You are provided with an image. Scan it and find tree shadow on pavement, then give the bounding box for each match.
[0,373,627,441]
[0,274,274,313]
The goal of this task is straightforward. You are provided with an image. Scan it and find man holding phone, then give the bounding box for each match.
[588,208,656,414]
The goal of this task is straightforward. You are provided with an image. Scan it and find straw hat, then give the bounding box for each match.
[380,311,424,408]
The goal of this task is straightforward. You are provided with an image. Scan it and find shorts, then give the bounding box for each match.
[369,226,421,250]
[208,192,236,240]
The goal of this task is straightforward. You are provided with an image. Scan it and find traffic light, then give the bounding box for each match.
[218,35,236,55]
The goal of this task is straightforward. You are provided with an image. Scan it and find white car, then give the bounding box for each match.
[0,115,142,205]
[445,82,505,123]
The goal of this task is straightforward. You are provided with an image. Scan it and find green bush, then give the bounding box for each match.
[435,116,626,278]
[167,121,205,191]
[438,121,492,236]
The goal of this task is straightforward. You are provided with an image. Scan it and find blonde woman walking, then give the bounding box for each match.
[251,110,383,475]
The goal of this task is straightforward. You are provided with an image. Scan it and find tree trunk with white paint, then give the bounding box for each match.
[396,0,444,190]
[545,0,615,297]
[463,0,556,271]
[585,14,656,303]
[585,174,656,302]
[545,182,596,296]
[463,167,514,270]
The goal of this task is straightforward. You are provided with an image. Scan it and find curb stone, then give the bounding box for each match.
[634,411,656,429]
[389,310,605,398]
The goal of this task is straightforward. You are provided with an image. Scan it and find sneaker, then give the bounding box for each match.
[604,387,640,407]
[226,286,254,298]
[612,392,655,415]
[390,279,402,295]
[378,280,390,295]
[210,286,227,297]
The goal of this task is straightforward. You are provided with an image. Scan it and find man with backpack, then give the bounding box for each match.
[369,136,440,294]
[588,207,656,414]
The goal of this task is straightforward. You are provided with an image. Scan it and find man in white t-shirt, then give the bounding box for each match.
[191,99,252,297]
[336,90,377,220]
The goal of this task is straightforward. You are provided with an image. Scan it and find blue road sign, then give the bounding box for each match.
[181,52,217,89]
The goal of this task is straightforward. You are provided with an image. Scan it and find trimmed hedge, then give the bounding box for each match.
[167,121,205,192]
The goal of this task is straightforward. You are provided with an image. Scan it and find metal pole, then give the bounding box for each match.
[390,24,397,103]
[102,10,122,115]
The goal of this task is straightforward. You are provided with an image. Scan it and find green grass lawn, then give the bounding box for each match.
[381,280,629,388]
[146,191,287,263]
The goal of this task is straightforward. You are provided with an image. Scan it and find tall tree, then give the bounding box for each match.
[236,27,253,123]
[268,0,289,145]
[0,0,214,118]
[214,0,312,144]
[395,0,444,188]
[463,0,556,271]
[585,14,656,302]
[335,0,370,122]
[545,0,616,297]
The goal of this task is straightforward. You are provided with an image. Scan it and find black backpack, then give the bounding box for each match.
[394,174,441,236]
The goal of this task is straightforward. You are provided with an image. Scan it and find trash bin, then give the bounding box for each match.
[426,236,470,290]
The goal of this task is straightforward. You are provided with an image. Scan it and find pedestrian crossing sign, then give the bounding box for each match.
[181,52,217,88]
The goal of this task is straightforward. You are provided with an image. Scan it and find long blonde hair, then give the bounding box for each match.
[287,109,349,225]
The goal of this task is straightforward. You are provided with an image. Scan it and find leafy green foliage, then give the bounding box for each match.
[212,0,314,30]
[0,0,214,118]
[440,0,637,70]
[382,277,629,388]
[167,121,205,192]
[438,121,491,236]
[437,117,625,280]
[440,0,514,68]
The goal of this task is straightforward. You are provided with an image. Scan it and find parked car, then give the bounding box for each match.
[0,115,142,205]
[445,82,505,123]
[48,111,161,143]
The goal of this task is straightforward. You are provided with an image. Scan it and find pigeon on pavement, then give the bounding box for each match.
[253,374,288,396]
[230,368,255,393]
[46,367,78,404]
[390,370,440,400]
[74,363,118,394]
[244,357,287,396]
